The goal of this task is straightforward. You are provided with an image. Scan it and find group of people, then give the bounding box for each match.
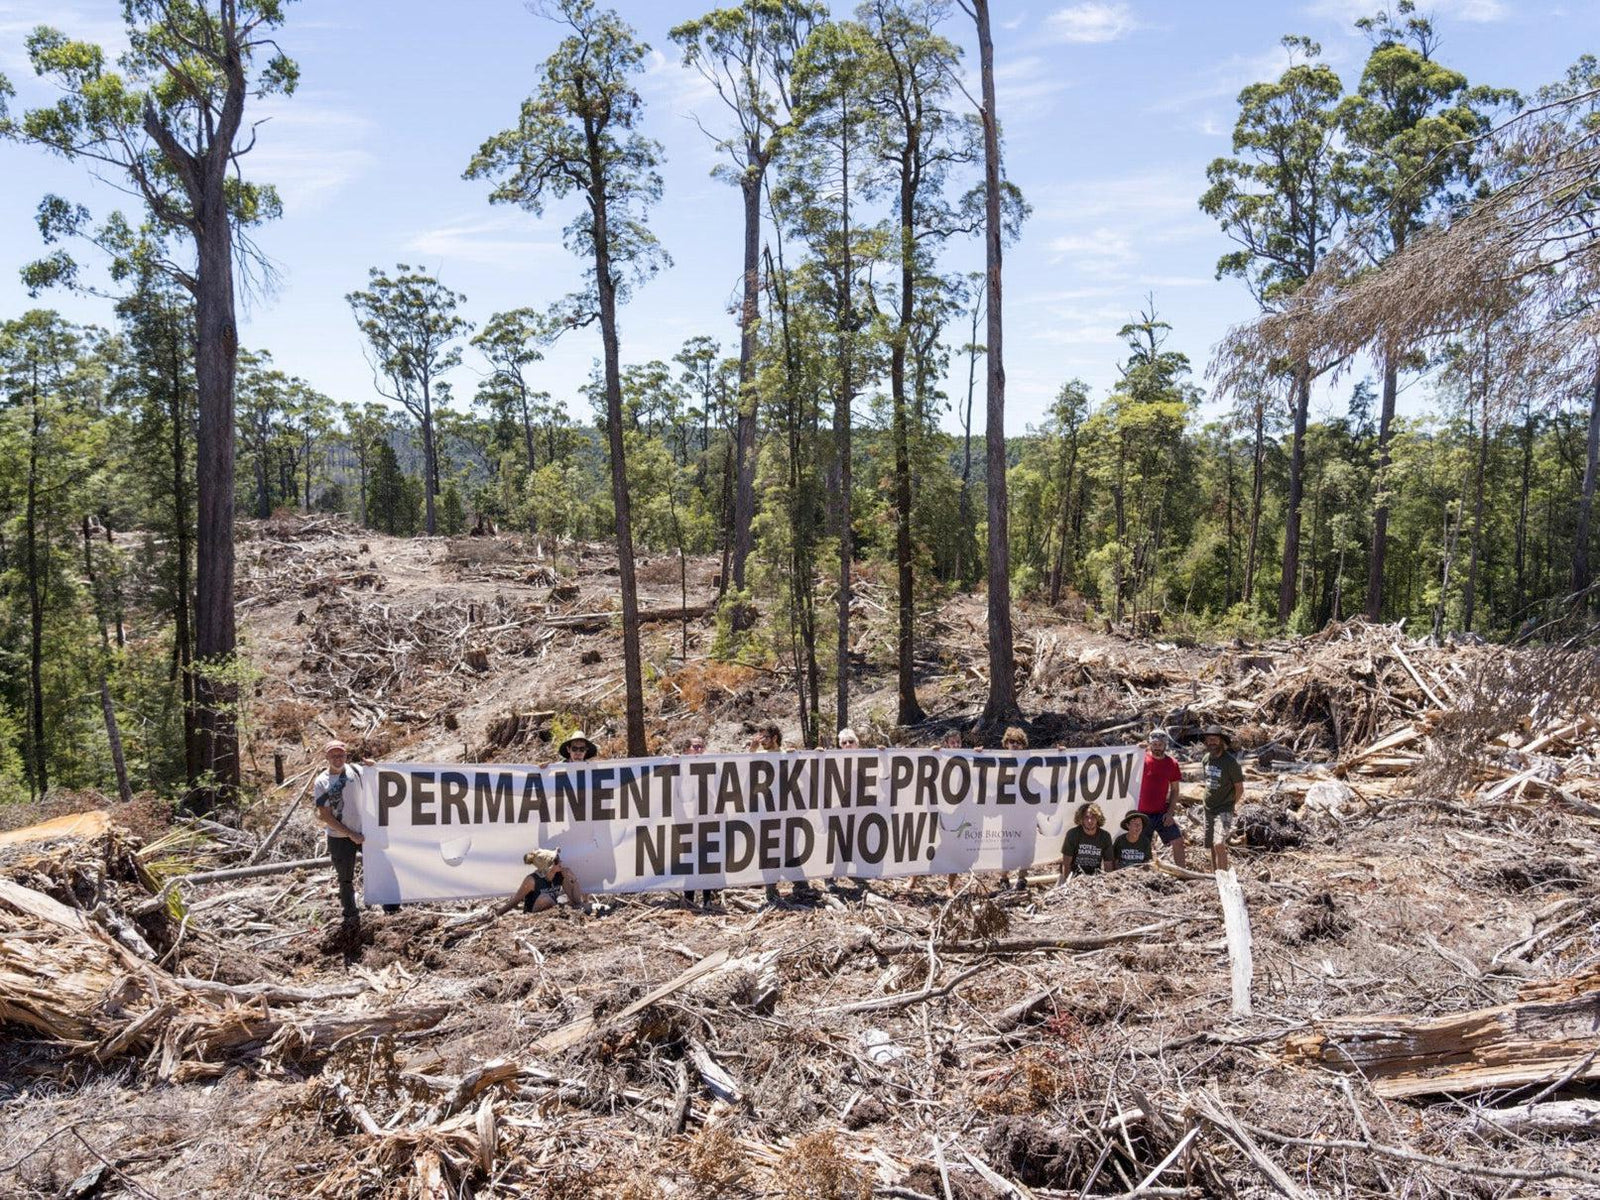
[309,720,1246,929]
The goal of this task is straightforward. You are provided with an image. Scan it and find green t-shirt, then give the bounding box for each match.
[1202,751,1243,813]
[1111,832,1151,869]
[1063,827,1112,874]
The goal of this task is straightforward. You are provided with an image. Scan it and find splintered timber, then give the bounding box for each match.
[356,748,1143,903]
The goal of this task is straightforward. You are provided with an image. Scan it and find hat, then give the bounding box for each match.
[523,847,560,873]
[558,731,594,760]
[1149,728,1171,744]
[1120,810,1149,832]
[324,739,347,754]
[1201,725,1233,745]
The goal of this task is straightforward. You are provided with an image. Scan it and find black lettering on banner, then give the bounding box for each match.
[440,772,470,825]
[1018,757,1044,805]
[995,759,1017,805]
[784,817,812,867]
[891,811,932,862]
[827,813,855,863]
[716,762,746,814]
[473,771,513,823]
[856,756,879,806]
[940,755,970,806]
[636,824,666,876]
[822,755,851,808]
[518,773,550,823]
[889,755,915,804]
[589,766,616,822]
[689,760,717,815]
[758,818,782,870]
[914,754,940,807]
[779,757,808,811]
[1081,754,1107,802]
[412,771,436,825]
[555,770,587,821]
[726,820,755,871]
[971,757,997,803]
[1107,751,1136,800]
[857,812,888,864]
[697,820,721,872]
[619,765,651,820]
[670,821,694,875]
[749,759,776,812]
[378,770,406,827]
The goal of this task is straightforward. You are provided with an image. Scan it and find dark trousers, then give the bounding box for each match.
[328,834,360,922]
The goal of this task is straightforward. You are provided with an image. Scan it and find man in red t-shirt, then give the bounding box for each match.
[1136,729,1187,868]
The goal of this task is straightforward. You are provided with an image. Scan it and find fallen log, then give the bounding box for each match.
[1281,978,1600,1098]
[543,602,714,632]
[874,918,1191,957]
[1469,1099,1600,1136]
[533,948,730,1054]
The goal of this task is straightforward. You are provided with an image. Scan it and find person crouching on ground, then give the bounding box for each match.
[312,739,396,929]
[1112,811,1153,870]
[1201,725,1244,870]
[681,733,718,910]
[497,847,585,917]
[1137,728,1187,869]
[1060,802,1112,878]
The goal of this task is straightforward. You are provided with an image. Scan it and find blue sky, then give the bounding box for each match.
[2,0,1595,435]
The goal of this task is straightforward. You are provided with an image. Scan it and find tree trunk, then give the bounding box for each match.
[1277,365,1311,625]
[1048,427,1079,607]
[254,436,270,520]
[1463,378,1490,633]
[1514,400,1534,616]
[591,174,647,757]
[729,154,764,592]
[836,117,855,729]
[520,385,539,473]
[891,160,923,727]
[25,380,47,798]
[1244,400,1265,609]
[1365,353,1398,621]
[974,0,1018,724]
[420,387,438,536]
[956,292,979,585]
[84,518,132,805]
[191,180,241,810]
[1224,425,1237,607]
[1574,359,1600,596]
[168,312,198,785]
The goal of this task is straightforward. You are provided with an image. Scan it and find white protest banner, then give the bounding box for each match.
[351,747,1144,905]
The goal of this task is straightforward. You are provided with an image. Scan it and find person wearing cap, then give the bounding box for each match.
[1201,726,1244,870]
[1137,729,1188,869]
[496,847,585,917]
[557,730,597,762]
[311,739,392,928]
[681,734,718,910]
[1059,802,1113,878]
[1111,811,1153,870]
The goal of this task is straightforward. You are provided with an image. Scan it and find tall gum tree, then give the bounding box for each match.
[670,0,823,599]
[1338,1,1510,620]
[1202,36,1354,627]
[0,1,298,806]
[466,0,668,756]
[346,266,471,537]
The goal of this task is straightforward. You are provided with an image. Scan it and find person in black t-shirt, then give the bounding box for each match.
[1111,811,1153,870]
[1059,803,1113,878]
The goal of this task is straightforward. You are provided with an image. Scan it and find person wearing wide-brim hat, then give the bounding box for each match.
[1200,725,1243,871]
[1111,810,1153,870]
[557,731,597,762]
[495,845,585,917]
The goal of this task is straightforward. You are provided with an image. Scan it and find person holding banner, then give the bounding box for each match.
[1201,726,1244,870]
[998,727,1033,891]
[1111,812,1153,869]
[311,739,396,929]
[496,847,585,917]
[1137,729,1187,869]
[1060,802,1113,877]
[681,734,719,910]
[558,730,597,762]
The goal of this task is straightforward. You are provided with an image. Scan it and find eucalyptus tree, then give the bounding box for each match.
[784,16,885,728]
[347,266,471,536]
[1338,1,1510,619]
[466,0,668,755]
[340,401,393,528]
[1202,36,1354,624]
[671,0,824,597]
[1,1,299,803]
[473,308,549,474]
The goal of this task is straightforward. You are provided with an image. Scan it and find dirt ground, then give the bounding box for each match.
[2,518,1597,1198]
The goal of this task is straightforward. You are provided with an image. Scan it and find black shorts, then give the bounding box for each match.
[521,873,559,912]
[1143,810,1184,845]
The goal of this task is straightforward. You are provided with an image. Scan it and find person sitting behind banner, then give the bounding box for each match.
[556,730,597,763]
[496,848,585,917]
[997,726,1032,892]
[1060,802,1113,879]
[1111,811,1153,870]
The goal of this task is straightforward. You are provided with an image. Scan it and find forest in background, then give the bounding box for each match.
[0,0,1596,808]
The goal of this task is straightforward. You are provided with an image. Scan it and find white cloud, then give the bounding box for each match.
[1149,44,1303,112]
[1043,2,1139,44]
[0,3,128,77]
[405,215,563,267]
[1304,0,1507,22]
[246,97,377,212]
